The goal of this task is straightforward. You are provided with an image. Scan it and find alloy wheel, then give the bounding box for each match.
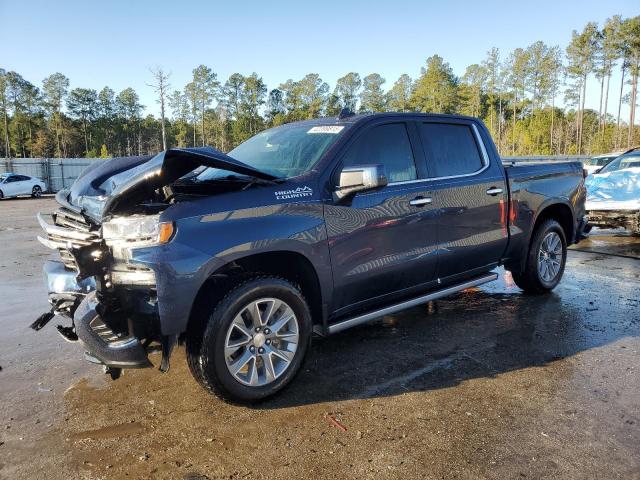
[224,298,299,387]
[537,232,563,282]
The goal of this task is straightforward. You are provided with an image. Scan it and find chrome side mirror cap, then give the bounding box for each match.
[333,164,388,202]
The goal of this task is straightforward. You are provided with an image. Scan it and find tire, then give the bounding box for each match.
[511,219,567,294]
[31,185,42,198]
[186,276,312,403]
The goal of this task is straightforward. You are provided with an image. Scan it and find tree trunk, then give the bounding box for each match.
[578,74,587,154]
[512,92,516,155]
[498,91,503,154]
[616,66,626,149]
[82,118,88,155]
[54,113,61,158]
[2,99,9,158]
[201,99,205,146]
[193,114,196,147]
[160,98,166,150]
[628,66,638,148]
[598,74,605,132]
[550,95,555,154]
[603,70,611,141]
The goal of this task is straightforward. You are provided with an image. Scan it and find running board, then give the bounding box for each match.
[327,272,498,334]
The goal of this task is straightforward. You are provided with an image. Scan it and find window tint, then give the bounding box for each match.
[419,123,484,177]
[341,123,416,183]
[5,176,19,183]
[16,175,30,181]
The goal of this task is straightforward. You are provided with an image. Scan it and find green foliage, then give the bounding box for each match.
[410,55,459,113]
[359,73,386,113]
[1,16,639,159]
[386,74,413,112]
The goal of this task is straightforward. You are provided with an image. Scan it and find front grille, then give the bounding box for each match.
[37,207,102,272]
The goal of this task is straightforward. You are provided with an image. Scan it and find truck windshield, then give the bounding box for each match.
[197,124,346,180]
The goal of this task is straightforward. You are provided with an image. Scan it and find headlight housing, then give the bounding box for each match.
[102,215,174,246]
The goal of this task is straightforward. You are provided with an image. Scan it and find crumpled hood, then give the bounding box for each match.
[66,147,277,221]
[585,167,640,211]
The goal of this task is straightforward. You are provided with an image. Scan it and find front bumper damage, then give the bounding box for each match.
[35,205,171,374]
[586,209,640,234]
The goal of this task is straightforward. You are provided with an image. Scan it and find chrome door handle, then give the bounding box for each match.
[486,187,503,196]
[409,197,432,207]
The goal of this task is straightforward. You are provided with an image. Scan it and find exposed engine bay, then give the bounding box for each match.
[33,147,280,377]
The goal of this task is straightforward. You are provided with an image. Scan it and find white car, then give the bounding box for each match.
[583,153,621,175]
[0,173,47,199]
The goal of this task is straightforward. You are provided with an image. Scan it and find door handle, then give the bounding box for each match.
[409,197,432,207]
[486,187,503,196]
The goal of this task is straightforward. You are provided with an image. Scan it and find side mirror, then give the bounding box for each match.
[333,164,388,202]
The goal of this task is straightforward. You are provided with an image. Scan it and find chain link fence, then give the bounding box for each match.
[1,155,591,194]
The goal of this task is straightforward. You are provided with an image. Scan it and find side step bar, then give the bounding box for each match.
[327,272,498,334]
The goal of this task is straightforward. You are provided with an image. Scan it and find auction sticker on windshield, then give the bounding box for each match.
[307,126,344,134]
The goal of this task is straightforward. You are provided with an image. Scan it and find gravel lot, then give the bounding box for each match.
[1,196,639,479]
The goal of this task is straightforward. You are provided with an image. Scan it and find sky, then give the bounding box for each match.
[0,0,638,119]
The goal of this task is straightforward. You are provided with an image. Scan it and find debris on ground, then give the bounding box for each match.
[326,414,347,432]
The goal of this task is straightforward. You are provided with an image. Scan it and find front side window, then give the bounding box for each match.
[341,123,417,183]
[420,123,484,177]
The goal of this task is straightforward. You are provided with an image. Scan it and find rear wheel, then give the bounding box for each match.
[186,277,312,403]
[511,219,567,294]
[31,185,42,198]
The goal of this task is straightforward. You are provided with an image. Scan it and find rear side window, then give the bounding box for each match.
[341,123,417,183]
[419,123,484,177]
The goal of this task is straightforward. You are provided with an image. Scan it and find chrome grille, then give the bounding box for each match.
[37,208,102,271]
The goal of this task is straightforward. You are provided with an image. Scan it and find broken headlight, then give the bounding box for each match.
[102,215,174,246]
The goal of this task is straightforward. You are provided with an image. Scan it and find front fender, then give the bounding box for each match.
[130,202,330,336]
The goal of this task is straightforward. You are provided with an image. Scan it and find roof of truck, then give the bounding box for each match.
[284,111,482,127]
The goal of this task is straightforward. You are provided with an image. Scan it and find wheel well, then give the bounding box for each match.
[187,251,324,339]
[533,203,574,244]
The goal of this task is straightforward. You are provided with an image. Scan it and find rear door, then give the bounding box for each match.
[325,121,439,315]
[417,120,508,282]
[15,175,33,195]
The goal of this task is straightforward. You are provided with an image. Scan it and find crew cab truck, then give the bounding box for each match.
[35,112,587,402]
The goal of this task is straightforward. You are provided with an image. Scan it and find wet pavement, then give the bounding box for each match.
[0,197,639,479]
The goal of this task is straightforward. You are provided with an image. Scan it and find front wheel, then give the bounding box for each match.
[186,277,312,403]
[511,219,567,294]
[31,185,42,198]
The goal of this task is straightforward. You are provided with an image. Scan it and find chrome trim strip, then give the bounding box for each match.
[387,123,491,186]
[327,273,498,334]
[37,212,99,242]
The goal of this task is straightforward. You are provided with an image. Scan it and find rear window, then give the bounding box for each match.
[419,123,484,177]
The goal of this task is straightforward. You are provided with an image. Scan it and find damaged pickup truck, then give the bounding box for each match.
[34,112,588,402]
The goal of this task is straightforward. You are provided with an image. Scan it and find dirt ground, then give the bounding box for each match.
[1,196,639,480]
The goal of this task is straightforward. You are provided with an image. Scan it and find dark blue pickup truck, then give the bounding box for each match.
[35,112,587,402]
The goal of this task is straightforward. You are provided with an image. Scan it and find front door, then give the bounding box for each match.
[325,122,439,316]
[2,176,21,196]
